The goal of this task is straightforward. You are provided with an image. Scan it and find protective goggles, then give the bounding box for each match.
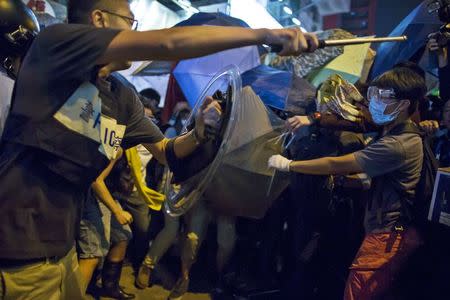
[367,86,397,102]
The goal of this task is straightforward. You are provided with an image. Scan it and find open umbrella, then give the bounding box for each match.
[131,12,255,82]
[263,28,353,78]
[371,1,442,79]
[172,12,261,107]
[241,65,293,110]
[241,65,317,114]
[307,41,374,87]
[173,46,260,107]
[174,12,250,27]
[204,86,289,218]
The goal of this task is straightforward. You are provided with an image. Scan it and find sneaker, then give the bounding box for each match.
[167,277,189,300]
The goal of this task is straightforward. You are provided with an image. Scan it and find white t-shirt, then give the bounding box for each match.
[137,144,153,183]
[0,69,14,137]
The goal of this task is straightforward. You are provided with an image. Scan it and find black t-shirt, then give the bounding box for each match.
[0,24,164,259]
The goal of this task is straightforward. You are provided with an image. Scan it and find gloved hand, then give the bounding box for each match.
[268,155,292,172]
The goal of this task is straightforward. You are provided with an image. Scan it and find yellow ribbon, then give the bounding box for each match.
[125,147,165,211]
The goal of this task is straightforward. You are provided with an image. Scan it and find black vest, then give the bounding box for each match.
[2,73,136,187]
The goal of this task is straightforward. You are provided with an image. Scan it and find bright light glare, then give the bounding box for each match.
[230,0,282,29]
[292,17,301,25]
[283,6,293,15]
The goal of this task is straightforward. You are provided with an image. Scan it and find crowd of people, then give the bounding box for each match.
[1,0,450,300]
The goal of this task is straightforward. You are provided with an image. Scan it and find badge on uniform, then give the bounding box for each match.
[54,81,126,160]
[99,115,126,160]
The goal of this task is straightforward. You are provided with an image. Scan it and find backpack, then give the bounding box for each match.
[389,122,439,226]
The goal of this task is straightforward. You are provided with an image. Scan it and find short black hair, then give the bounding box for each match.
[67,0,129,24]
[139,95,152,110]
[140,88,161,103]
[371,67,427,116]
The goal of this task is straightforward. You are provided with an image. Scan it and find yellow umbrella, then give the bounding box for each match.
[307,40,374,87]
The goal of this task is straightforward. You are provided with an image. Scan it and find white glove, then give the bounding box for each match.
[268,155,292,172]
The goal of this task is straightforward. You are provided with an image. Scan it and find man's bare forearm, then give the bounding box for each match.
[143,130,200,166]
[173,130,200,159]
[289,154,363,175]
[99,26,268,64]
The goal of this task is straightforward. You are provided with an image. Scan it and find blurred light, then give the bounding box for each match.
[291,17,301,25]
[230,0,282,29]
[171,0,199,14]
[178,0,191,5]
[188,5,200,13]
[283,6,293,15]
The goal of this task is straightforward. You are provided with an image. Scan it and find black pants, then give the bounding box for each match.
[120,191,151,269]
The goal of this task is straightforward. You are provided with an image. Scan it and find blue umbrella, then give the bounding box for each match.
[242,65,292,110]
[371,1,442,79]
[173,46,260,107]
[174,12,250,27]
[135,13,256,80]
[241,65,317,114]
[172,13,266,107]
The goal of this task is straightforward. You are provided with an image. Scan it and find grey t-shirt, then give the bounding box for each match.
[354,132,423,233]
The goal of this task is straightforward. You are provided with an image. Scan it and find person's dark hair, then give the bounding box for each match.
[67,0,129,24]
[393,61,426,80]
[139,95,152,110]
[371,67,427,116]
[140,88,161,104]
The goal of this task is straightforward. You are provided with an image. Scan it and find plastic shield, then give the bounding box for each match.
[165,65,289,218]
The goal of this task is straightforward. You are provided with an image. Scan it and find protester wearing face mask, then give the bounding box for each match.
[165,105,192,139]
[268,66,426,299]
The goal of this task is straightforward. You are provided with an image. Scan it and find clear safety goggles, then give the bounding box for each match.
[367,86,397,102]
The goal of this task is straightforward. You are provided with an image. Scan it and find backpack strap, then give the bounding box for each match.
[387,121,423,137]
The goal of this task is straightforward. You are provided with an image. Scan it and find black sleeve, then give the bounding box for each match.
[34,24,120,82]
[12,24,120,119]
[121,90,165,149]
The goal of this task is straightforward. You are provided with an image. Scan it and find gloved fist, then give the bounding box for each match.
[268,155,292,172]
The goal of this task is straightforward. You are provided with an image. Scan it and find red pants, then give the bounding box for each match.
[344,228,422,300]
